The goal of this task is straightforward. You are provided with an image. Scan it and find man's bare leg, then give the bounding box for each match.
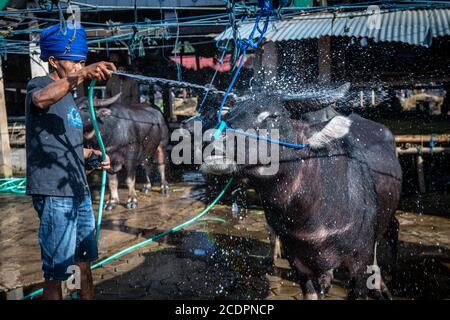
[77,262,95,300]
[43,280,63,300]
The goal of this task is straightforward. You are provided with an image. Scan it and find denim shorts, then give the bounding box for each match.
[32,194,99,281]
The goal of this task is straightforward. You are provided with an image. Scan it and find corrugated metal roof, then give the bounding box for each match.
[216,9,450,47]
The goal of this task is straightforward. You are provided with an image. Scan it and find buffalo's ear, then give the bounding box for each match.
[95,108,112,117]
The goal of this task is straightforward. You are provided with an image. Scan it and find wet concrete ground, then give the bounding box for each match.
[0,170,449,300]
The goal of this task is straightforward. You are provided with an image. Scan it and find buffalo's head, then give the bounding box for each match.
[200,94,293,178]
[200,84,353,179]
[75,93,122,139]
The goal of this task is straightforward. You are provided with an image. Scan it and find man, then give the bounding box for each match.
[25,22,116,300]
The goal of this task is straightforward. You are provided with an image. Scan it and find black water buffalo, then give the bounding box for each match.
[199,91,402,300]
[76,93,169,210]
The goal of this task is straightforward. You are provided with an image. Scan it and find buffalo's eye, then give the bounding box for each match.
[256,111,271,123]
[266,112,280,120]
[256,111,281,123]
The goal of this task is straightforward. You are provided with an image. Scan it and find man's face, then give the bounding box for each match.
[48,57,85,78]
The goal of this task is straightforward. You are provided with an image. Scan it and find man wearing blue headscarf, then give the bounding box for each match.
[25,22,116,300]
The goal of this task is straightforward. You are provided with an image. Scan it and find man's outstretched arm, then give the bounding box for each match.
[32,61,116,109]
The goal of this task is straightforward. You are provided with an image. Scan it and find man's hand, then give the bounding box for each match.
[82,61,117,82]
[84,148,111,171]
[92,149,111,170]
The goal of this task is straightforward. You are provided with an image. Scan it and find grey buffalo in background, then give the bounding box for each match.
[76,93,169,210]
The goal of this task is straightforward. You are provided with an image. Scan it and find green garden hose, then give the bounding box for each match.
[0,178,26,194]
[87,80,107,242]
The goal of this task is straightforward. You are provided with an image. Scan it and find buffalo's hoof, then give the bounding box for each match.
[319,288,330,299]
[382,290,393,300]
[141,187,152,194]
[104,202,117,211]
[372,290,383,300]
[371,289,392,300]
[126,201,138,209]
[304,293,319,300]
[160,185,169,195]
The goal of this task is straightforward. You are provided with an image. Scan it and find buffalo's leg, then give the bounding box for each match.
[297,271,334,300]
[158,164,169,194]
[365,241,392,300]
[379,217,399,299]
[301,278,319,300]
[289,258,319,300]
[370,217,399,300]
[318,269,334,298]
[141,162,152,194]
[379,277,393,300]
[155,144,169,194]
[346,252,372,300]
[267,225,282,262]
[371,276,393,300]
[105,172,119,211]
[125,164,138,209]
[385,217,399,280]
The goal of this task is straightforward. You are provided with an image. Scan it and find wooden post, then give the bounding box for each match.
[180,44,184,69]
[0,58,13,178]
[28,5,48,78]
[416,155,426,193]
[29,35,48,78]
[317,0,331,84]
[253,47,264,90]
[195,51,201,71]
[148,85,155,106]
[262,41,278,85]
[318,36,332,84]
[297,45,306,82]
[163,86,173,122]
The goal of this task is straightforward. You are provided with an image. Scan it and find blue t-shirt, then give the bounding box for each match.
[25,76,89,197]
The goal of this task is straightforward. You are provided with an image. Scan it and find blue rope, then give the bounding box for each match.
[173,9,182,82]
[183,1,277,154]
[213,121,309,150]
[216,0,272,124]
[210,1,309,151]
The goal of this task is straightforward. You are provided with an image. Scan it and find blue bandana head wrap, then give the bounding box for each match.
[40,22,88,62]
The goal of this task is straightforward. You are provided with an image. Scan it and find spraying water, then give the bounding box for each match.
[113,71,227,95]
